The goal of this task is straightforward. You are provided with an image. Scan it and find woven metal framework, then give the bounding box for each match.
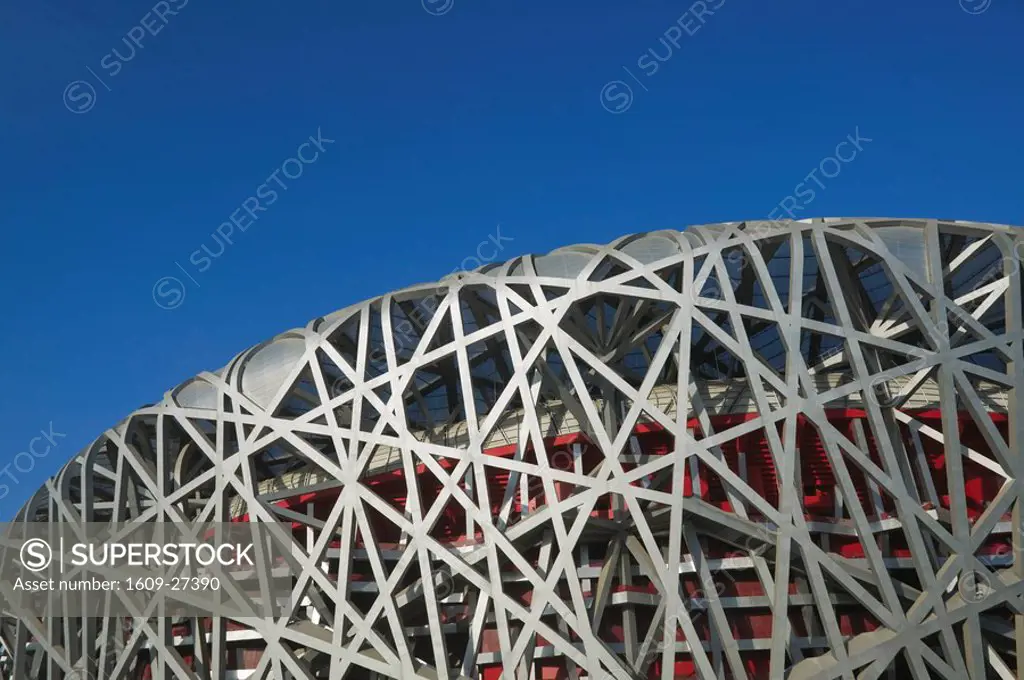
[2,217,1024,680]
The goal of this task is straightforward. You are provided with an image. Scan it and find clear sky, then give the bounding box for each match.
[0,0,1021,517]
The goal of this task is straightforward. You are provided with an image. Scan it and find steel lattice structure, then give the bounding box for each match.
[2,217,1024,680]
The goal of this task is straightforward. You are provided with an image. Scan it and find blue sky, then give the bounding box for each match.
[0,0,1021,517]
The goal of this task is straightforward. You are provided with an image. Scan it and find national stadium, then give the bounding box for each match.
[2,217,1023,680]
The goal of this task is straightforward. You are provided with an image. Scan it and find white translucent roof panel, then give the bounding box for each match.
[240,337,306,409]
[876,226,929,282]
[533,252,593,278]
[619,234,680,265]
[174,380,219,410]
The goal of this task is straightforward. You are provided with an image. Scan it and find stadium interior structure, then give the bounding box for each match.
[2,217,1023,680]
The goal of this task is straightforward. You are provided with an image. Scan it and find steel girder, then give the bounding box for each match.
[2,217,1023,680]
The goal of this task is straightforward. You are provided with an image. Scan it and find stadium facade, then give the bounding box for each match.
[2,217,1023,680]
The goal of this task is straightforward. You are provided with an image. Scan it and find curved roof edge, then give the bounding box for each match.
[15,216,1022,520]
